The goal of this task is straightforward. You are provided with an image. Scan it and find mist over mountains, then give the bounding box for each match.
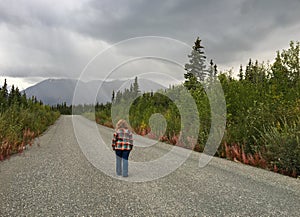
[24,78,165,105]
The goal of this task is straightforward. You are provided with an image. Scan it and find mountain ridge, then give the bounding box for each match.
[24,78,166,105]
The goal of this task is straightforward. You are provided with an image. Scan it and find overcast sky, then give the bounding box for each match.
[0,0,300,89]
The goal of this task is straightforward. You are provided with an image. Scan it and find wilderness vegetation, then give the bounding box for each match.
[0,81,60,160]
[3,37,298,178]
[85,38,300,178]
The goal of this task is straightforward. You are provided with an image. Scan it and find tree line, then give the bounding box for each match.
[90,38,300,178]
[0,80,60,160]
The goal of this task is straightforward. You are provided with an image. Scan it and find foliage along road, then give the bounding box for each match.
[0,116,299,216]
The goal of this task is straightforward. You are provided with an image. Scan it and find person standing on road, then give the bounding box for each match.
[112,119,133,177]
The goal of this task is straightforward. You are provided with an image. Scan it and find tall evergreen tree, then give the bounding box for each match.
[239,65,244,81]
[8,85,15,106]
[133,76,140,96]
[184,37,207,90]
[245,59,253,82]
[208,59,218,79]
[0,79,8,111]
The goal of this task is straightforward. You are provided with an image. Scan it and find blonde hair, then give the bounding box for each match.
[116,119,130,130]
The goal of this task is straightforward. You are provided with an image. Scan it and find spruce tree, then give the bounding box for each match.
[239,65,244,81]
[0,79,8,111]
[184,37,207,90]
[245,59,252,82]
[208,59,218,81]
[133,76,140,96]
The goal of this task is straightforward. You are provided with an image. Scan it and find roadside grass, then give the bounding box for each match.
[0,107,60,161]
[87,113,299,178]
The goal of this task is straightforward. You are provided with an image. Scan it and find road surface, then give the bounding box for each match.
[0,116,299,216]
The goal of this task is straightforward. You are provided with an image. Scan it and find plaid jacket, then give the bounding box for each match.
[112,128,133,151]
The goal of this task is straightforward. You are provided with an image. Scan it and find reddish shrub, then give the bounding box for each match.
[221,143,268,170]
[273,164,278,172]
[147,132,157,140]
[0,128,36,161]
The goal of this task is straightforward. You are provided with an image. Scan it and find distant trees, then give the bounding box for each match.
[0,79,37,112]
[0,80,45,113]
[111,76,140,104]
[52,102,72,115]
[0,80,60,160]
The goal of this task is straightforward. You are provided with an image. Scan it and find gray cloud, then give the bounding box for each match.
[0,0,300,87]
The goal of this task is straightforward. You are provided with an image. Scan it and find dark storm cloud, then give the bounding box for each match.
[0,0,299,83]
[71,0,300,64]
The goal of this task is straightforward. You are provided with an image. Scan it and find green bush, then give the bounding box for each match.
[0,80,60,160]
[258,117,300,177]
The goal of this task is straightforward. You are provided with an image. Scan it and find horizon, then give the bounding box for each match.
[0,76,184,91]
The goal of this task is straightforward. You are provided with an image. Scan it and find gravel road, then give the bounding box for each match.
[1,115,300,216]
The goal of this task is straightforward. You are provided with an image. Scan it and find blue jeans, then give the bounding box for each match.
[115,150,131,177]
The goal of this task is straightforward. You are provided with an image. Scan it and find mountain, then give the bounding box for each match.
[23,78,166,105]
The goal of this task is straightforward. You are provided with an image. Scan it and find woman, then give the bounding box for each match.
[112,119,133,177]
